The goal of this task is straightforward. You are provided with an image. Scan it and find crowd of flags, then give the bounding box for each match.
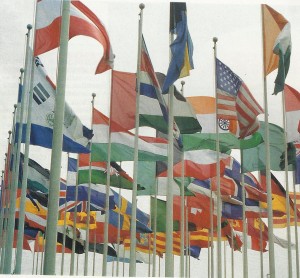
[0,0,300,276]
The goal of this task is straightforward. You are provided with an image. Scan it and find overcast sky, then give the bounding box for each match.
[1,0,300,276]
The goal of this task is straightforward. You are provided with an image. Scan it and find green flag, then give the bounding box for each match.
[241,121,295,173]
[150,197,179,232]
[182,132,263,153]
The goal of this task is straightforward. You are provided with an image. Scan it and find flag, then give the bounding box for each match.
[216,59,264,138]
[139,36,169,132]
[77,153,134,190]
[113,189,149,225]
[111,71,201,134]
[91,108,168,162]
[16,57,93,153]
[157,149,230,181]
[241,121,295,172]
[284,84,300,142]
[262,4,291,94]
[19,153,50,193]
[162,3,194,93]
[35,0,113,74]
[151,197,180,232]
[187,96,238,135]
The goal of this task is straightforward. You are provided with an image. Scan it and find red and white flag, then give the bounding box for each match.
[35,0,113,74]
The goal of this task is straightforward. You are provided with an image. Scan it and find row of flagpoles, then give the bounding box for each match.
[0,1,299,277]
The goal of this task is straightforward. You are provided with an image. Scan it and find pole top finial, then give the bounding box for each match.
[8,130,12,135]
[213,37,218,43]
[27,24,32,30]
[181,81,185,86]
[14,104,17,109]
[20,68,24,73]
[92,93,96,98]
[139,3,145,10]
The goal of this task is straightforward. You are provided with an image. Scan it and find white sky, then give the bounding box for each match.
[1,0,300,276]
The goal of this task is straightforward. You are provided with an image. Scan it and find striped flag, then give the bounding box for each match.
[35,0,113,73]
[216,59,264,138]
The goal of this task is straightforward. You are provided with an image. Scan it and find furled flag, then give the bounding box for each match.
[216,59,264,138]
[16,57,93,153]
[35,0,113,74]
[262,4,291,94]
[284,84,300,142]
[162,2,194,93]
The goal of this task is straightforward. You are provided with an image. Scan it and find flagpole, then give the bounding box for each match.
[292,171,300,278]
[240,169,248,278]
[70,157,79,275]
[209,188,214,278]
[152,182,158,277]
[213,36,222,278]
[231,228,234,278]
[43,0,71,274]
[180,80,185,278]
[116,185,122,276]
[260,5,275,277]
[165,9,175,277]
[129,3,144,276]
[259,207,264,278]
[0,131,13,274]
[281,90,292,278]
[84,93,96,276]
[61,153,70,275]
[3,25,32,274]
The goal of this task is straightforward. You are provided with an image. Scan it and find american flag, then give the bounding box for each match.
[216,59,264,138]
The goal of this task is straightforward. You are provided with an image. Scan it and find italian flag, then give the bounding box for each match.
[262,4,291,94]
[91,108,168,162]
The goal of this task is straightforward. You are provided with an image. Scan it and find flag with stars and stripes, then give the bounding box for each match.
[216,59,264,138]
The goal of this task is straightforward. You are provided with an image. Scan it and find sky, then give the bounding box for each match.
[1,0,300,276]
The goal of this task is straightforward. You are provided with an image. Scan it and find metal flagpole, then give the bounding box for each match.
[70,157,79,275]
[281,90,292,278]
[84,93,96,276]
[102,74,113,276]
[231,228,234,278]
[241,169,248,278]
[129,3,145,276]
[209,189,214,278]
[3,25,32,274]
[92,229,96,276]
[259,206,264,278]
[61,153,70,275]
[213,36,222,278]
[224,241,226,278]
[43,0,71,274]
[180,80,185,278]
[0,130,13,274]
[32,249,35,275]
[260,5,275,277]
[152,181,158,277]
[165,4,175,275]
[292,171,300,278]
[116,185,122,276]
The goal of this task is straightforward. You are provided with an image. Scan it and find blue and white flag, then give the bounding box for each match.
[16,57,93,153]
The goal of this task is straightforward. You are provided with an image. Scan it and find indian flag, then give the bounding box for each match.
[262,4,291,94]
[91,108,168,162]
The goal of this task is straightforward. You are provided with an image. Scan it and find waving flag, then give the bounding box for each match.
[16,57,93,153]
[91,108,168,162]
[216,59,264,138]
[162,2,194,93]
[284,84,300,142]
[262,4,291,94]
[35,0,113,74]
